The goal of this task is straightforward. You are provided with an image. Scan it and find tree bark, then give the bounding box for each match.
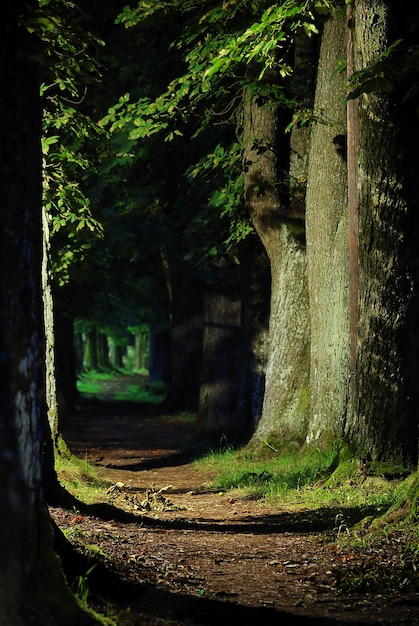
[148,323,172,384]
[97,331,112,370]
[196,284,241,443]
[305,11,349,447]
[233,236,270,442]
[162,269,203,412]
[134,327,149,371]
[55,308,79,419]
[346,0,419,464]
[0,4,99,623]
[84,326,99,371]
[244,69,310,450]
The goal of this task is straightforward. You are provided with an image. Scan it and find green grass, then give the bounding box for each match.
[194,445,399,513]
[76,371,167,404]
[55,444,110,504]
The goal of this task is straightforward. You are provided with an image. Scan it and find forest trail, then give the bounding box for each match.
[50,383,419,625]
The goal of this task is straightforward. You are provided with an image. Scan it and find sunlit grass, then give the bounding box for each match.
[113,383,150,402]
[76,371,167,403]
[76,378,104,397]
[55,445,109,504]
[194,446,400,514]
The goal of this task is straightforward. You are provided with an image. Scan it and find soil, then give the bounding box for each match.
[50,378,419,625]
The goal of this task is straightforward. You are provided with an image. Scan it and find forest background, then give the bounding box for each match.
[2,0,419,624]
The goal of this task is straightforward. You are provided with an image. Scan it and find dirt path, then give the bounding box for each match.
[50,398,419,625]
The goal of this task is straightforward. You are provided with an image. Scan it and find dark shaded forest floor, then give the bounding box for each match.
[50,376,419,625]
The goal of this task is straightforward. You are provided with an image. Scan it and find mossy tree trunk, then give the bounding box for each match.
[244,66,311,450]
[0,4,102,624]
[305,11,350,447]
[345,0,419,465]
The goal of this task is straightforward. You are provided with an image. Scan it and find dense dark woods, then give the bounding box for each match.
[2,0,419,623]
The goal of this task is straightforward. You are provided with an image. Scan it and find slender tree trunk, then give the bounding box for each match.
[162,269,203,412]
[305,11,349,447]
[43,206,60,447]
[55,308,78,419]
[196,284,241,443]
[97,331,112,370]
[74,330,84,374]
[84,326,99,371]
[148,323,172,384]
[134,327,149,371]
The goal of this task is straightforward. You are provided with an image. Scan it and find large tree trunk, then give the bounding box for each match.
[244,68,311,450]
[0,4,98,623]
[346,0,419,465]
[305,11,349,447]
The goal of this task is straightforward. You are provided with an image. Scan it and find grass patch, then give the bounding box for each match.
[76,378,104,398]
[77,371,167,404]
[55,447,110,504]
[113,383,167,404]
[194,445,400,514]
[113,384,149,402]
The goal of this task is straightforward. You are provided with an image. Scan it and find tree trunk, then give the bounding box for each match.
[74,330,85,374]
[0,4,98,623]
[162,269,203,413]
[233,236,270,442]
[134,327,149,371]
[148,323,172,384]
[244,69,311,451]
[97,331,112,370]
[196,284,241,443]
[55,308,79,419]
[305,11,349,447]
[109,338,125,370]
[346,0,419,465]
[84,326,99,371]
[43,206,60,447]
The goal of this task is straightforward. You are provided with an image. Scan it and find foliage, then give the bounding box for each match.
[107,0,335,139]
[98,0,336,270]
[73,565,97,610]
[28,0,105,239]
